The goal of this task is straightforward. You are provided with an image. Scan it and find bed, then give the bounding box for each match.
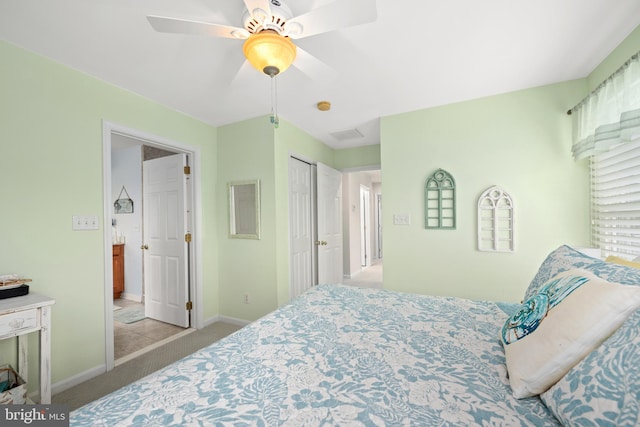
[71,245,640,426]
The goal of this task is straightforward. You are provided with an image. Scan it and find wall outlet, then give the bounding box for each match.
[243,293,249,304]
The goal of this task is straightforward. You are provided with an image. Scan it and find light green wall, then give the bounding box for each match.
[217,117,278,320]
[380,80,590,302]
[334,144,381,170]
[376,25,639,302]
[0,40,218,385]
[217,116,338,321]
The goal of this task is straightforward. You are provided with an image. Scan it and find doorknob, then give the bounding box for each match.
[140,244,149,250]
[315,241,328,246]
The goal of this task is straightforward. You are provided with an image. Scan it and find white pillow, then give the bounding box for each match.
[501,269,640,398]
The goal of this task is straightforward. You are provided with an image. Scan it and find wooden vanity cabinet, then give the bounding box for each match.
[113,243,125,299]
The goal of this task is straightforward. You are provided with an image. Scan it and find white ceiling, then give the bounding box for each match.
[1,0,639,149]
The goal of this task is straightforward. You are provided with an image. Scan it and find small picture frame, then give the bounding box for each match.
[114,186,134,214]
[114,198,133,214]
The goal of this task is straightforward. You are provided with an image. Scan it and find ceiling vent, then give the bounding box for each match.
[330,128,364,141]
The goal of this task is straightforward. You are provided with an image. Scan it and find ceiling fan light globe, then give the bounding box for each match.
[243,30,297,75]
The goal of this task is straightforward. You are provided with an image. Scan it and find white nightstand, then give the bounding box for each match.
[0,293,55,403]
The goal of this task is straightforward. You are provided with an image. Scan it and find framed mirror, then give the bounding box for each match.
[228,180,261,239]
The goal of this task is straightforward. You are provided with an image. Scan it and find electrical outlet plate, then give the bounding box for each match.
[72,215,99,231]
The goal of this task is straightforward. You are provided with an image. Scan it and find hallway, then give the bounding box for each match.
[342,261,382,289]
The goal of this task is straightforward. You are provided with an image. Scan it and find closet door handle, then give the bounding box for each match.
[140,244,149,250]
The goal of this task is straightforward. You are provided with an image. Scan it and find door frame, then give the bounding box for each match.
[102,121,203,371]
[376,193,383,259]
[360,185,371,267]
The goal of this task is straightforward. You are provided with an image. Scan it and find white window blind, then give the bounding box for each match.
[591,138,640,259]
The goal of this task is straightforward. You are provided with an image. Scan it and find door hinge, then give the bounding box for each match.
[184,166,191,175]
[185,233,192,243]
[186,301,193,311]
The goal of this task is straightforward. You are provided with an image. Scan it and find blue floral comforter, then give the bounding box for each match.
[71,285,559,426]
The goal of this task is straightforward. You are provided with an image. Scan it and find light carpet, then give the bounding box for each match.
[53,321,242,410]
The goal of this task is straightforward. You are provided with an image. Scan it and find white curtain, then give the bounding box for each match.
[571,51,640,160]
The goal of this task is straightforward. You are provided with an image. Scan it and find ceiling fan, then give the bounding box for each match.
[146,0,377,79]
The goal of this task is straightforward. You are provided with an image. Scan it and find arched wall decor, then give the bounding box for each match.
[425,169,456,229]
[477,185,514,252]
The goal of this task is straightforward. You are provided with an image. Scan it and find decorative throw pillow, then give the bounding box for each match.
[524,245,640,300]
[501,269,640,399]
[541,309,640,426]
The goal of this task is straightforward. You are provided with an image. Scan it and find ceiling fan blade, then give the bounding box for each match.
[243,0,272,22]
[284,0,377,39]
[147,15,249,39]
[293,46,337,82]
[230,60,260,88]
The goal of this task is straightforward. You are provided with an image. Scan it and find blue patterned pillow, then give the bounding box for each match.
[529,246,640,425]
[540,309,640,426]
[525,245,640,300]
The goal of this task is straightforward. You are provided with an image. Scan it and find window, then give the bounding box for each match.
[591,138,640,259]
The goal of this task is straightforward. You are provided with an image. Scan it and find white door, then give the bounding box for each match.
[143,153,189,327]
[376,193,383,259]
[317,162,343,284]
[289,157,315,299]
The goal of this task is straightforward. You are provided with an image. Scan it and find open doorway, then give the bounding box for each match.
[342,169,382,288]
[103,122,201,371]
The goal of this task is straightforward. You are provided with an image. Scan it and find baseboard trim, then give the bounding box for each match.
[218,315,251,327]
[202,314,220,327]
[119,293,142,302]
[52,364,106,396]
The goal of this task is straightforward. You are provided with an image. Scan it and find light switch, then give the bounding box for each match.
[72,215,100,231]
[393,213,411,225]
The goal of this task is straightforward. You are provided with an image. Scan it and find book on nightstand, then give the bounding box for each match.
[0,276,31,300]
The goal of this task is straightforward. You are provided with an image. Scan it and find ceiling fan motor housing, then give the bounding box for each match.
[242,0,293,35]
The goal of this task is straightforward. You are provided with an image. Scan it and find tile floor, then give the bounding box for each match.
[113,298,186,360]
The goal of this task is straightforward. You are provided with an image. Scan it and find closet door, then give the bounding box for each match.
[289,157,315,299]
